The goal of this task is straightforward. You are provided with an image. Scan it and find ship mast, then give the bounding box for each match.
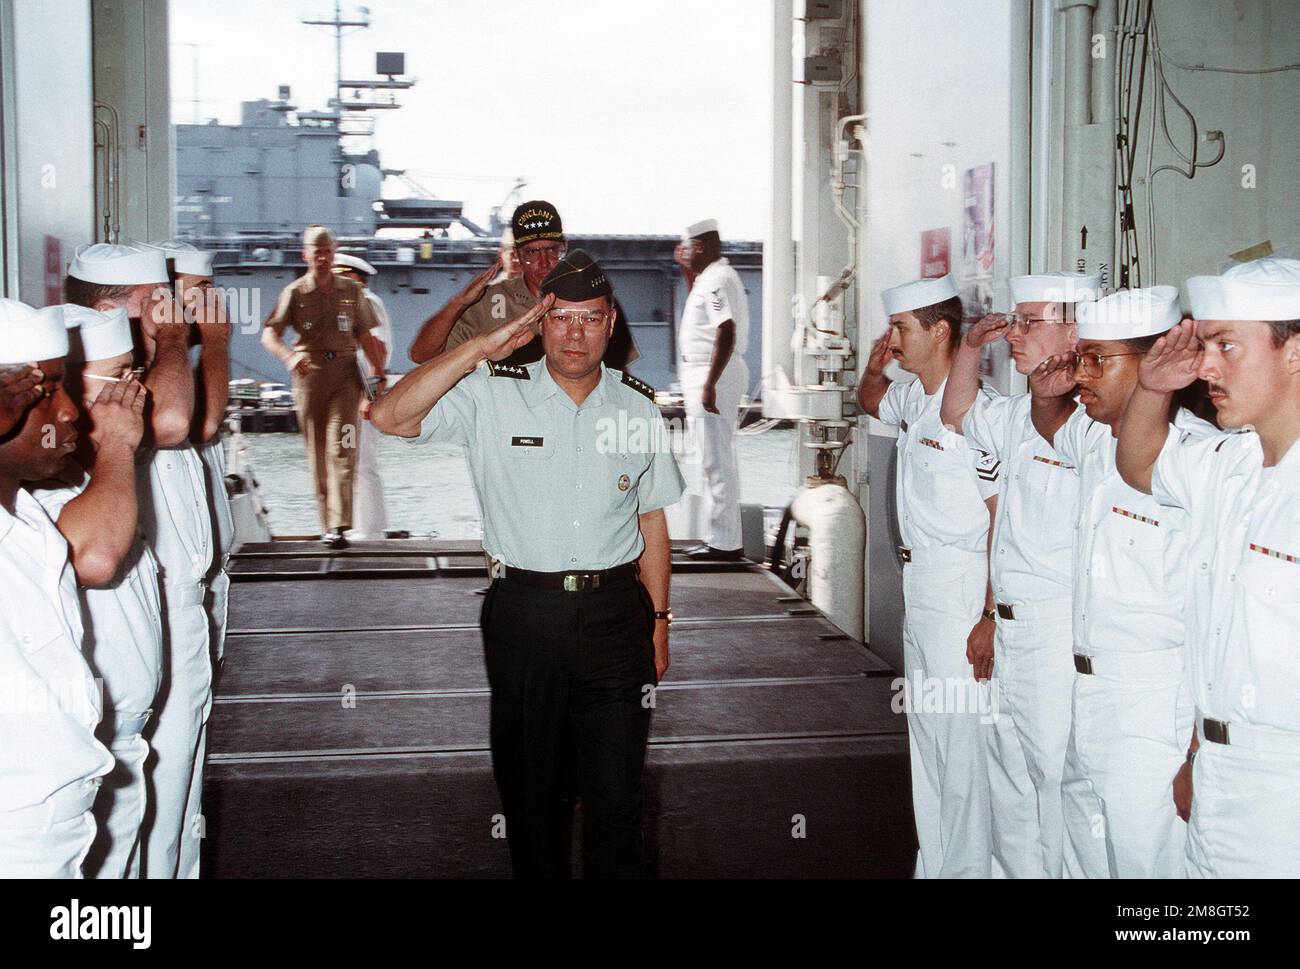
[301,1,371,111]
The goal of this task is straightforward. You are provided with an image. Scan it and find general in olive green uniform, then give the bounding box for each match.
[265,256,379,535]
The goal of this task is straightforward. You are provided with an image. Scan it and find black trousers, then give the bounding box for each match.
[481,572,657,878]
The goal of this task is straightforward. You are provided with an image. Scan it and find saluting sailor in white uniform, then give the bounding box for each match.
[0,299,114,877]
[65,244,214,879]
[135,240,235,669]
[333,252,392,539]
[29,304,162,879]
[1029,287,1216,878]
[372,251,684,878]
[940,272,1097,878]
[858,275,1001,878]
[1117,257,1300,878]
[674,219,749,560]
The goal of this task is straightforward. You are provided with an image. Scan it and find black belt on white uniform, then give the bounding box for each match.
[307,349,356,361]
[500,561,639,593]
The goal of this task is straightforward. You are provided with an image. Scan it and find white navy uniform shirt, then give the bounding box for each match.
[1152,429,1300,732]
[964,393,1079,603]
[30,471,165,723]
[401,359,686,572]
[1053,406,1216,656]
[878,377,1001,554]
[679,258,750,362]
[137,443,214,595]
[0,489,113,814]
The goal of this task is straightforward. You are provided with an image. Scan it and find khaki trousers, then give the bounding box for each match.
[292,353,363,533]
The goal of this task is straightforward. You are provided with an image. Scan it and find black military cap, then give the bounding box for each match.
[540,249,612,302]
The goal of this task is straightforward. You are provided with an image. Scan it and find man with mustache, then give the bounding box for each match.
[1028,286,1216,877]
[1117,256,1300,877]
[409,201,639,371]
[857,274,1001,878]
[940,272,1098,878]
[0,299,114,877]
[29,304,159,878]
[373,250,683,878]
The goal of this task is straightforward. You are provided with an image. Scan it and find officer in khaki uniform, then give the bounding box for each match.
[408,200,639,370]
[262,225,384,548]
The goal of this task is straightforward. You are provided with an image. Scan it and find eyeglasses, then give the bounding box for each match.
[518,244,567,267]
[1069,349,1144,376]
[544,310,610,331]
[1005,313,1066,334]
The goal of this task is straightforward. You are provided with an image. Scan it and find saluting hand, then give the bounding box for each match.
[459,258,502,306]
[865,332,893,377]
[1028,353,1077,399]
[0,364,44,437]
[139,286,187,345]
[965,313,1013,349]
[480,295,554,362]
[1138,319,1201,393]
[88,376,147,454]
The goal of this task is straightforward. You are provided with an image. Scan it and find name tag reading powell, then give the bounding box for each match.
[511,436,545,448]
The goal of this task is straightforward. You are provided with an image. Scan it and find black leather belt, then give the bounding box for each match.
[997,603,1016,620]
[1074,654,1094,675]
[502,561,638,593]
[1201,718,1230,745]
[309,350,355,361]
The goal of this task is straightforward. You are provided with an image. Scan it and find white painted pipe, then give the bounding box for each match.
[791,481,865,639]
[763,0,796,417]
[1059,0,1097,271]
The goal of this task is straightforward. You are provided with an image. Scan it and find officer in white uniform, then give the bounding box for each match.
[940,272,1098,878]
[1030,287,1216,878]
[857,275,1001,878]
[0,299,114,877]
[373,251,684,877]
[334,252,392,539]
[1117,257,1300,877]
[30,304,163,878]
[675,219,749,559]
[65,244,215,879]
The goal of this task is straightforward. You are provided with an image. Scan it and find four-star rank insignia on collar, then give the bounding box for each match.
[486,360,530,379]
[621,372,655,401]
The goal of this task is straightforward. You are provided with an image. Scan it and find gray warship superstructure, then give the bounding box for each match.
[174,92,763,391]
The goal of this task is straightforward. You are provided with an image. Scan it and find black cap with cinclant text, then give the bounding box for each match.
[511,200,564,246]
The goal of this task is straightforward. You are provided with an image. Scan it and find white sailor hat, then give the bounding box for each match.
[0,299,68,364]
[1187,257,1300,322]
[68,243,168,286]
[1009,271,1103,306]
[1076,286,1181,340]
[333,252,377,276]
[134,239,216,277]
[685,219,719,240]
[62,304,133,362]
[881,275,960,316]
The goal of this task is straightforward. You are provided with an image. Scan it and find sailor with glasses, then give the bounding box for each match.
[409,200,639,370]
[939,272,1098,878]
[372,250,684,878]
[1027,286,1216,878]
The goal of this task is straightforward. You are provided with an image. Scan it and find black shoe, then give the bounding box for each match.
[686,545,744,561]
[322,528,349,550]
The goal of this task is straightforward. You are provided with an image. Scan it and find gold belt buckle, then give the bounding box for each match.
[563,574,579,592]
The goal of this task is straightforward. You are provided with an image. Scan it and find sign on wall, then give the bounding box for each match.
[920,227,951,278]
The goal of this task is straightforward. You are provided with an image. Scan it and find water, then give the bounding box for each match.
[238,424,803,538]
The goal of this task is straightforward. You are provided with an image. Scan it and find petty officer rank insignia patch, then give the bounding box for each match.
[486,360,530,379]
[621,372,655,401]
